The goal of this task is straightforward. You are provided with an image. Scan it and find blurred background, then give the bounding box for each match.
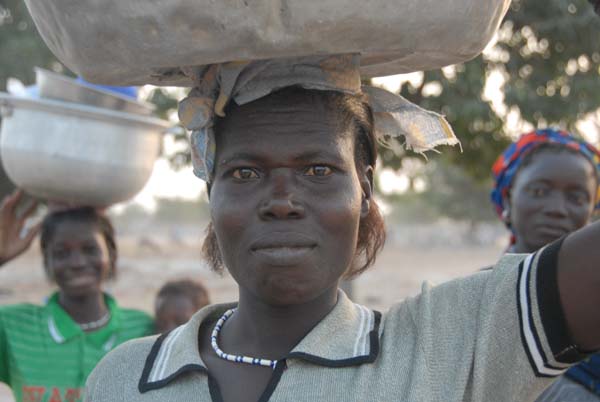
[0,0,599,397]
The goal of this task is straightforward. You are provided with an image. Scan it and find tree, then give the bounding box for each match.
[0,0,63,198]
[0,0,61,90]
[502,0,600,128]
[397,0,600,183]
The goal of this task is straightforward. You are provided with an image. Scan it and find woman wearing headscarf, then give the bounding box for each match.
[491,129,600,401]
[85,55,600,402]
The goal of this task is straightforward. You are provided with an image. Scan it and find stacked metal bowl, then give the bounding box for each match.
[0,69,170,207]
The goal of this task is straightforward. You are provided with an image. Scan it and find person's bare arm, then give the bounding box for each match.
[557,221,600,351]
[0,190,40,266]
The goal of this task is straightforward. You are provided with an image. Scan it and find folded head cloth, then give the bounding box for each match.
[491,128,600,219]
[177,54,459,182]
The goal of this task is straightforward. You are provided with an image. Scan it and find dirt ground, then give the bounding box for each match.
[0,225,506,401]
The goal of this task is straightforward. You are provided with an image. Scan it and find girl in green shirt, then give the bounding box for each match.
[0,191,153,402]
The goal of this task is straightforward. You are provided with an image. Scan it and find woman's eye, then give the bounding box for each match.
[51,249,69,260]
[568,192,589,205]
[530,187,548,197]
[232,168,259,180]
[305,165,333,177]
[82,245,100,255]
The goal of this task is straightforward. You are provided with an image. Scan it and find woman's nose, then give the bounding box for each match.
[258,169,305,220]
[66,250,87,267]
[259,198,305,220]
[543,193,568,218]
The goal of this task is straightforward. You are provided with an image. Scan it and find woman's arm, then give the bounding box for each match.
[0,190,40,267]
[557,221,600,351]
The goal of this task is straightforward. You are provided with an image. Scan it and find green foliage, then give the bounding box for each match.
[398,63,510,183]
[397,0,600,184]
[147,88,179,120]
[501,0,600,127]
[0,0,61,90]
[382,160,497,224]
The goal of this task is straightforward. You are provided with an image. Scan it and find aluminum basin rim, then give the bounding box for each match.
[0,93,170,131]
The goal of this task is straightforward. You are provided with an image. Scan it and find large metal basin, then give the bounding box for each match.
[0,93,169,207]
[23,0,511,86]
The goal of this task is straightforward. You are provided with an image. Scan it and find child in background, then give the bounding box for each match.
[0,191,154,402]
[154,279,210,334]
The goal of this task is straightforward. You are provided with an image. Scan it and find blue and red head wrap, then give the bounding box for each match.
[491,128,600,218]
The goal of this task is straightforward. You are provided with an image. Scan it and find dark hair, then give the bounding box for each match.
[514,142,599,186]
[156,279,210,311]
[40,207,118,278]
[202,87,386,278]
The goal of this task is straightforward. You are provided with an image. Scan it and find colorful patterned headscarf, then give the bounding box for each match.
[491,128,600,218]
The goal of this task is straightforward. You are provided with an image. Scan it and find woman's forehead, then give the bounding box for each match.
[517,151,597,186]
[50,220,101,241]
[215,103,354,163]
[219,93,337,134]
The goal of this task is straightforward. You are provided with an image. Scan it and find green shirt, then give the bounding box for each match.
[0,292,153,402]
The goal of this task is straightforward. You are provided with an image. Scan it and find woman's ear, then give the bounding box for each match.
[360,166,374,218]
[502,190,512,226]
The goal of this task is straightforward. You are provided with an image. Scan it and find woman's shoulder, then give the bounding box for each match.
[86,334,160,397]
[383,252,529,329]
[0,301,43,317]
[0,302,45,334]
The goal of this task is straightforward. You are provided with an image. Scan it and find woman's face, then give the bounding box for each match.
[509,150,597,253]
[209,94,370,306]
[45,220,111,298]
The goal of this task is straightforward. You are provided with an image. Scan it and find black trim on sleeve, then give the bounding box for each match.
[516,249,571,378]
[516,258,553,378]
[536,237,588,364]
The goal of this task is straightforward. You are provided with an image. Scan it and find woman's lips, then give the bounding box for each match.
[250,233,317,266]
[536,224,570,239]
[62,273,98,287]
[251,245,316,266]
[250,232,317,250]
[58,268,99,287]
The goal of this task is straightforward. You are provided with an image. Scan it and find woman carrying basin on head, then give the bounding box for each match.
[0,191,153,402]
[86,55,600,402]
[491,128,600,401]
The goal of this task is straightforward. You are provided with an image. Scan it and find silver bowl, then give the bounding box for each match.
[35,67,155,116]
[0,93,168,206]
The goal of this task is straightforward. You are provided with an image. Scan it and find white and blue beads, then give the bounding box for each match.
[210,308,278,369]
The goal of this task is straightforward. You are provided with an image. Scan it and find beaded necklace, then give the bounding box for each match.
[79,311,111,331]
[210,308,278,369]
